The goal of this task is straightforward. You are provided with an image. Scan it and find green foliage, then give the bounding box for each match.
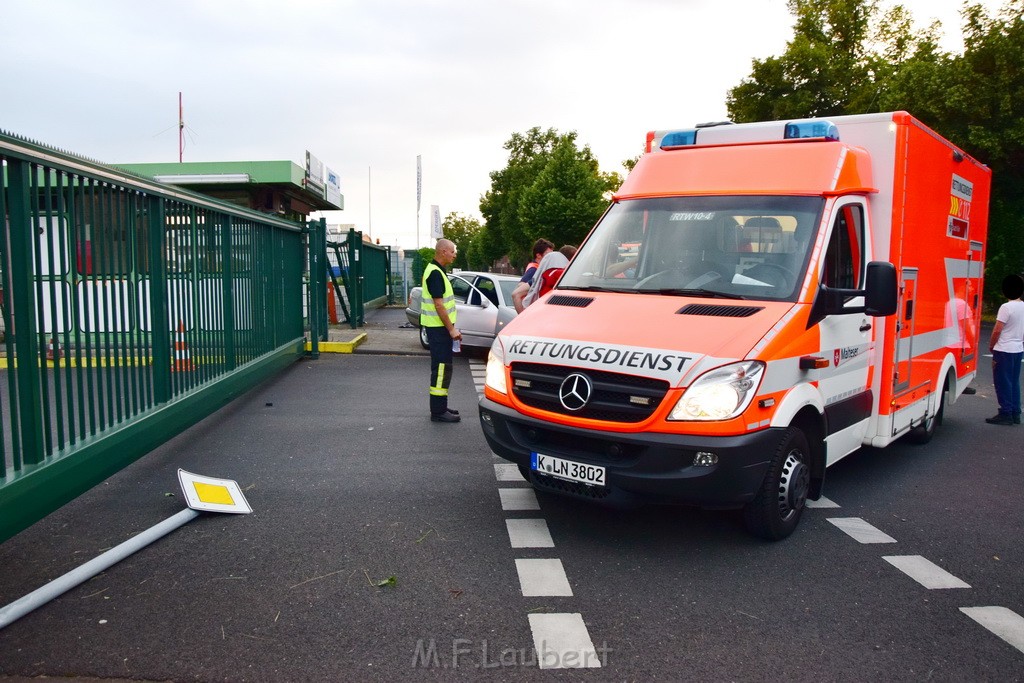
[727,0,882,121]
[479,127,619,269]
[518,137,616,251]
[439,212,482,270]
[727,0,1024,310]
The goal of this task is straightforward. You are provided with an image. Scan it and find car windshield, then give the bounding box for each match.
[557,196,825,301]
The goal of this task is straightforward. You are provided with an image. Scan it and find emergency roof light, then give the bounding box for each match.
[648,118,841,153]
[660,129,698,148]
[784,121,840,141]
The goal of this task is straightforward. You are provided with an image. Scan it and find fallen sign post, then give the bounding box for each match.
[0,469,251,630]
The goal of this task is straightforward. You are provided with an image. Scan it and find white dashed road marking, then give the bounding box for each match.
[494,463,526,482]
[479,355,601,667]
[527,613,603,669]
[960,607,1024,654]
[506,519,555,548]
[499,488,540,511]
[515,559,573,596]
[805,496,840,508]
[883,555,971,589]
[828,517,898,544]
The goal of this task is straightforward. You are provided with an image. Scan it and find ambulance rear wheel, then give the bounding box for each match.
[743,427,810,541]
[907,382,946,444]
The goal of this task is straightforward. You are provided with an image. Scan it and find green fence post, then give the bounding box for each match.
[386,246,395,305]
[347,228,363,327]
[305,220,320,358]
[5,159,45,465]
[316,218,327,341]
[147,195,171,404]
[221,214,236,371]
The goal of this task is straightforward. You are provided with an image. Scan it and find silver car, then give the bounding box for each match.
[405,271,520,351]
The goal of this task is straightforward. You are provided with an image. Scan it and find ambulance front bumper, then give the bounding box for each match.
[479,397,777,508]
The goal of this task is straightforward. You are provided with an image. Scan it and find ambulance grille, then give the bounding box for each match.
[676,303,764,317]
[510,363,668,423]
[546,295,594,308]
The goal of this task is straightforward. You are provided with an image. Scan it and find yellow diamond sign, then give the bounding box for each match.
[177,469,252,514]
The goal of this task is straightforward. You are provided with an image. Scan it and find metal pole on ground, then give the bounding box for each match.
[0,469,251,631]
[0,508,199,629]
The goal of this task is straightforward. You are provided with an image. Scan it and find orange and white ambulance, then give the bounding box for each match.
[478,111,990,540]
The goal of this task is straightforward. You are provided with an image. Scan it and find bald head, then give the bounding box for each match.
[435,239,457,267]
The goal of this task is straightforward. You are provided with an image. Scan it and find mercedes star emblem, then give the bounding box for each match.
[558,373,593,411]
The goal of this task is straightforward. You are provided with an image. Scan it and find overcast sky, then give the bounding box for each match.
[0,0,1003,250]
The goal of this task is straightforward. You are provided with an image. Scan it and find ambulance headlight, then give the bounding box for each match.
[669,361,765,421]
[485,340,508,395]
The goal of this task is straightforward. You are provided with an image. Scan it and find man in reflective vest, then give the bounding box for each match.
[421,238,463,422]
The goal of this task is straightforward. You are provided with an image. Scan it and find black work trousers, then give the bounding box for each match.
[426,326,454,415]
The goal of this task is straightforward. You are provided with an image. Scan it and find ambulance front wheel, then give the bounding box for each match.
[743,426,810,541]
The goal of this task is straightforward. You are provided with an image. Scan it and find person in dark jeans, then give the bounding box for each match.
[986,273,1024,426]
[420,239,463,423]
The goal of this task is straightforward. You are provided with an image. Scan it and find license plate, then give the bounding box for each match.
[531,453,606,486]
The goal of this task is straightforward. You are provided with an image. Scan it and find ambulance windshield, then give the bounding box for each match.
[558,196,824,301]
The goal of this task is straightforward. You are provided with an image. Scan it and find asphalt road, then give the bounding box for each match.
[0,348,1020,682]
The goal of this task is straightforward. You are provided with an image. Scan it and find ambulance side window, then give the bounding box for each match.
[822,204,864,291]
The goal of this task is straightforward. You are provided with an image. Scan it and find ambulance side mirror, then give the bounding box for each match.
[808,260,897,327]
[863,261,897,316]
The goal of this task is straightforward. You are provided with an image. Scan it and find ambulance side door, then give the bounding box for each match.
[816,199,874,463]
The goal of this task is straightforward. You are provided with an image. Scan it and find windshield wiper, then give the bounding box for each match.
[649,288,748,300]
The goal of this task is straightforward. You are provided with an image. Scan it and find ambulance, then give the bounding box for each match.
[478,111,989,540]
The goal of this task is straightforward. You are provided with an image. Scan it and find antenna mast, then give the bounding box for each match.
[178,92,184,163]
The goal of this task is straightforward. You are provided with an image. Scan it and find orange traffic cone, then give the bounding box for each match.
[171,321,195,372]
[46,336,62,361]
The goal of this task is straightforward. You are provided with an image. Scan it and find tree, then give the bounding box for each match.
[518,136,619,251]
[931,1,1024,291]
[727,0,1024,309]
[727,0,884,122]
[439,212,482,271]
[479,127,564,268]
[479,128,620,268]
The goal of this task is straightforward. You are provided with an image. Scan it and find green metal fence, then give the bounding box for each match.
[0,131,310,542]
[325,228,394,329]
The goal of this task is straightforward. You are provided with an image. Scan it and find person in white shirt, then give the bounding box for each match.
[521,247,570,309]
[986,273,1024,426]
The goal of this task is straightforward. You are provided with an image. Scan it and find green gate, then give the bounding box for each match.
[0,130,310,542]
[325,228,394,329]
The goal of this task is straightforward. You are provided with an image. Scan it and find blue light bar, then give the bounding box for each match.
[660,129,698,148]
[784,121,840,141]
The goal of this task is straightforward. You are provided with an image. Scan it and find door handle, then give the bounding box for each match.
[859,322,872,332]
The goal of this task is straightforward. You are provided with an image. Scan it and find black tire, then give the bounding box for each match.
[743,427,811,541]
[418,325,429,349]
[907,382,946,445]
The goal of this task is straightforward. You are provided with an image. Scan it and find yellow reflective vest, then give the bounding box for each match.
[420,262,457,328]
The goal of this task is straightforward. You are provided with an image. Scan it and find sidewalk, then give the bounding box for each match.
[324,304,428,356]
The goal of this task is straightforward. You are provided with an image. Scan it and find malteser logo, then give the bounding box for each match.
[834,346,861,366]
